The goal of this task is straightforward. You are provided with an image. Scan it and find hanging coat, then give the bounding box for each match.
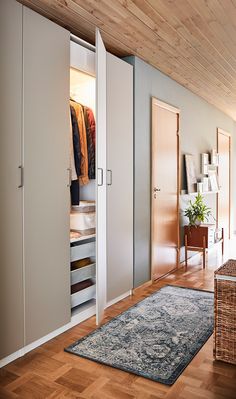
[70,100,89,185]
[83,106,96,180]
[69,109,77,181]
[86,107,96,149]
[70,105,81,178]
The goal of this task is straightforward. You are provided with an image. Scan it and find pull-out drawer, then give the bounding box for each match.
[70,241,96,262]
[71,283,96,308]
[71,261,96,285]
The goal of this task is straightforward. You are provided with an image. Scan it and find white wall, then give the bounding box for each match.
[124,56,236,288]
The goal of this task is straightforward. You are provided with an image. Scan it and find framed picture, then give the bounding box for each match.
[201,153,209,175]
[209,172,220,192]
[211,149,219,166]
[185,154,197,193]
[202,177,209,192]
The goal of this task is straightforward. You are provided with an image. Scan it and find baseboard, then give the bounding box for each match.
[0,349,25,368]
[106,290,132,309]
[0,292,132,369]
[0,304,96,369]
[132,280,152,294]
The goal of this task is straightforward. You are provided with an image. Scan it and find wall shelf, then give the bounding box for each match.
[181,191,219,197]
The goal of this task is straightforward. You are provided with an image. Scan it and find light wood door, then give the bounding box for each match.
[106,53,133,303]
[96,29,107,324]
[217,129,231,240]
[23,7,71,344]
[151,98,179,280]
[0,0,24,360]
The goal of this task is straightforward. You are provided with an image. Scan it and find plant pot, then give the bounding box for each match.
[195,219,201,226]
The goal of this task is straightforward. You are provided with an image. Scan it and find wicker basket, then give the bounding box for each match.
[214,259,236,364]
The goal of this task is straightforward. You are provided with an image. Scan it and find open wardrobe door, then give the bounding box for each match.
[96,28,107,324]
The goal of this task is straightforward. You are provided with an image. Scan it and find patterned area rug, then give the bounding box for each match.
[65,286,214,385]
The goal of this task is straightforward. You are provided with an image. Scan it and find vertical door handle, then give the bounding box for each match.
[67,168,72,187]
[98,168,103,186]
[107,169,112,186]
[18,166,24,188]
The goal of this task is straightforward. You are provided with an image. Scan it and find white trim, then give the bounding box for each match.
[106,290,132,309]
[215,275,236,282]
[152,97,180,114]
[0,304,96,368]
[0,348,25,368]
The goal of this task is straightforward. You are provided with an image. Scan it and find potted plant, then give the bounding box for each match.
[184,193,212,227]
[184,193,215,249]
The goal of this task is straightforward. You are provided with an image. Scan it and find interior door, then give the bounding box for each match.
[217,129,231,239]
[23,7,71,344]
[96,29,107,324]
[106,53,133,302]
[0,0,24,360]
[151,98,179,280]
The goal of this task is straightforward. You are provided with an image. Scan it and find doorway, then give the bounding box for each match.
[217,128,231,240]
[151,98,180,280]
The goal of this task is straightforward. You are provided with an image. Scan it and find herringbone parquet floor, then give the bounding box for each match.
[1,241,236,399]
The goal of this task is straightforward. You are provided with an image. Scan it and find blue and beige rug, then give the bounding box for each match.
[65,286,214,385]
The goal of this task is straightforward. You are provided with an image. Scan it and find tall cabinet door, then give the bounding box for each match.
[106,54,133,302]
[23,7,71,344]
[0,0,24,360]
[96,29,107,324]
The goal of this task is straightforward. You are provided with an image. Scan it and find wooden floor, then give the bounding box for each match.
[1,241,236,399]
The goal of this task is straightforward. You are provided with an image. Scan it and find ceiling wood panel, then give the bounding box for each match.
[18,0,236,120]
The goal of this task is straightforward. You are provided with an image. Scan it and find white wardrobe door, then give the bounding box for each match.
[23,7,71,344]
[0,0,24,360]
[106,54,133,302]
[96,29,107,324]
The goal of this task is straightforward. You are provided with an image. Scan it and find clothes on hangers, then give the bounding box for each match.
[70,105,81,178]
[86,107,96,149]
[83,105,95,180]
[70,99,96,186]
[69,113,77,181]
[70,99,89,186]
[69,105,81,205]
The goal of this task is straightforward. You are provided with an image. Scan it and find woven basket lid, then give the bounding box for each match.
[215,259,236,277]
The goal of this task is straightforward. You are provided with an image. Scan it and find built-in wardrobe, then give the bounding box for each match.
[0,0,133,365]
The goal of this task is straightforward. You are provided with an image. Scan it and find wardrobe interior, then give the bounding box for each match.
[69,41,97,318]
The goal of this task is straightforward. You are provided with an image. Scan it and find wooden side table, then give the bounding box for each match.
[184,225,224,269]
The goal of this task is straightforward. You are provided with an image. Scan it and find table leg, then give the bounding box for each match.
[184,234,188,270]
[222,227,224,256]
[203,235,206,269]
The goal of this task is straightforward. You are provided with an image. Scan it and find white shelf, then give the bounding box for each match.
[181,191,219,196]
[70,233,96,244]
[71,298,96,317]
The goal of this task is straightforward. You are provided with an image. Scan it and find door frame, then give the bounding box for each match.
[95,28,107,324]
[217,128,231,239]
[151,97,180,280]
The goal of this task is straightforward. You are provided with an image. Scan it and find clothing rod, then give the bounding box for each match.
[70,34,95,52]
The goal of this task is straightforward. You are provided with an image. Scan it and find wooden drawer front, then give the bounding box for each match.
[71,263,96,285]
[70,241,96,262]
[71,284,96,308]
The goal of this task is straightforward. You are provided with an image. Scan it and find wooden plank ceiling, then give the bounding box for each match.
[18,0,236,120]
